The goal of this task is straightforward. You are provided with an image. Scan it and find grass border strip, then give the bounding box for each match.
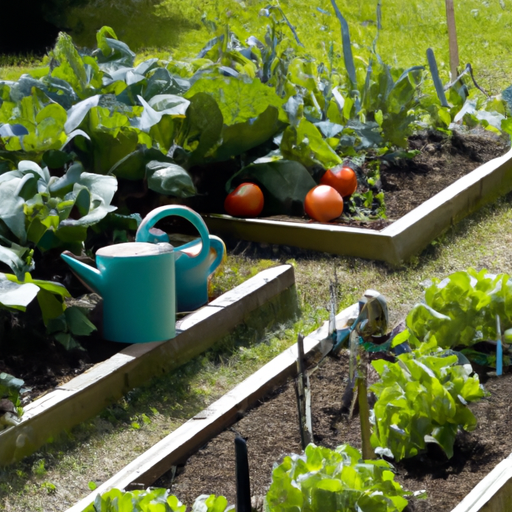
[0,265,297,466]
[204,149,512,265]
[65,303,359,512]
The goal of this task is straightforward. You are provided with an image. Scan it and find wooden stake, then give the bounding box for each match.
[295,334,313,450]
[357,374,374,460]
[445,0,460,81]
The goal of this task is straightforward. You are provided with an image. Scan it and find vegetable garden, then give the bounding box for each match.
[2,0,512,510]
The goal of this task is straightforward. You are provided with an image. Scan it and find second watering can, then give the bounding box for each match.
[61,242,175,344]
[136,205,225,312]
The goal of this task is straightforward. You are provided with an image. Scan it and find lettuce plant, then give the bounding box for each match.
[404,268,512,367]
[82,488,231,512]
[266,443,410,512]
[370,338,486,460]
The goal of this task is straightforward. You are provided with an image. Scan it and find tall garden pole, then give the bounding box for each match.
[445,0,460,81]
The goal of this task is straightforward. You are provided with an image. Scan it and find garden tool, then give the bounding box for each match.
[332,289,389,357]
[61,241,176,344]
[136,205,225,312]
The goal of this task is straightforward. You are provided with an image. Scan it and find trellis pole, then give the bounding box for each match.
[445,0,460,81]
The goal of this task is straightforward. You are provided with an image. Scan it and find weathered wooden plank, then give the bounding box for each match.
[451,453,512,512]
[384,149,512,263]
[0,265,297,466]
[66,303,359,512]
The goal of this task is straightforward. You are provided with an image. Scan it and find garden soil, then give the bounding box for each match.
[259,129,510,230]
[157,350,512,512]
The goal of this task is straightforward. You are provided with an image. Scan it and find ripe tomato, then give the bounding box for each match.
[320,165,358,197]
[304,185,343,222]
[224,182,264,217]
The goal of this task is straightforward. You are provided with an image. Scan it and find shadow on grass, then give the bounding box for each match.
[67,0,203,52]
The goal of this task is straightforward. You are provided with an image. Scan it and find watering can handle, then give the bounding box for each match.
[135,206,211,265]
[207,236,225,276]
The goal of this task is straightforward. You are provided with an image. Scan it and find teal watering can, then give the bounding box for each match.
[61,242,175,344]
[135,205,225,313]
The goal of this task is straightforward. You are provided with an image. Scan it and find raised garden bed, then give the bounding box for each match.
[0,264,297,466]
[65,303,359,512]
[65,299,512,512]
[204,134,512,265]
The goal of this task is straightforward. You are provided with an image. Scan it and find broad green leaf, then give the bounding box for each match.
[64,306,96,336]
[430,425,457,459]
[36,288,65,323]
[95,27,135,68]
[6,273,70,299]
[143,68,190,99]
[0,174,27,241]
[64,95,102,134]
[175,92,224,166]
[185,75,284,126]
[148,94,190,116]
[0,239,34,278]
[280,118,341,169]
[214,105,283,162]
[146,161,196,197]
[226,159,316,216]
[81,106,151,175]
[0,273,39,310]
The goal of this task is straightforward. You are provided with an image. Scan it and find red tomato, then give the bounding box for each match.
[320,165,358,197]
[304,185,344,222]
[224,183,264,217]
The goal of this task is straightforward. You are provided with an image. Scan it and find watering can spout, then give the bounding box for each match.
[61,251,103,295]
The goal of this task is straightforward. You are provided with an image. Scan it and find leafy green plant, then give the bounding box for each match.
[0,372,25,418]
[0,160,117,259]
[0,271,96,350]
[81,488,231,512]
[370,337,485,460]
[266,443,411,512]
[404,268,512,367]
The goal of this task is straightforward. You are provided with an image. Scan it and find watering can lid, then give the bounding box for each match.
[96,242,174,258]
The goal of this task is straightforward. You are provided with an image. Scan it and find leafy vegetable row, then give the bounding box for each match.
[84,443,413,512]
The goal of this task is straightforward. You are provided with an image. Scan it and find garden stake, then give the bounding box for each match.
[496,315,503,376]
[346,291,389,458]
[295,333,313,449]
[445,0,460,81]
[357,362,373,460]
[235,436,251,512]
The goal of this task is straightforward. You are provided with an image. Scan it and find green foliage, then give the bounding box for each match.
[406,269,512,354]
[81,487,229,512]
[266,443,410,512]
[0,372,25,416]
[370,338,485,461]
[3,272,96,350]
[84,444,411,512]
[0,160,117,271]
